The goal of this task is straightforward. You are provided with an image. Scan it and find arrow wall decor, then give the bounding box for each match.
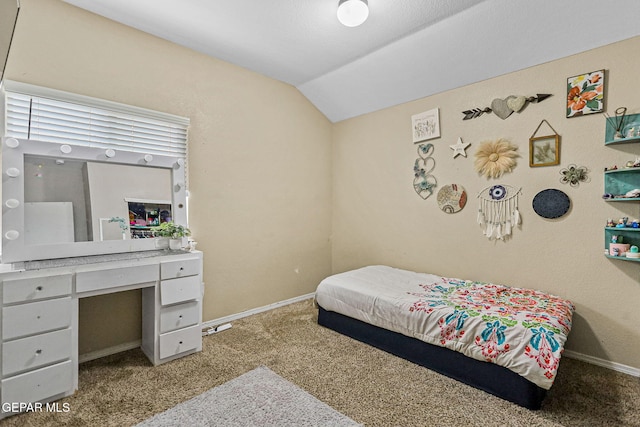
[462,94,552,120]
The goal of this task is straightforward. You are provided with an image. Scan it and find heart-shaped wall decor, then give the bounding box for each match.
[490,98,513,120]
[506,95,527,112]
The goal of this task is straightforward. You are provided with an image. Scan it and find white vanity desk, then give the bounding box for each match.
[0,136,200,418]
[0,249,203,418]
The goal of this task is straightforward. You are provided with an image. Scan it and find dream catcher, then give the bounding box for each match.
[413,143,437,199]
[477,184,522,240]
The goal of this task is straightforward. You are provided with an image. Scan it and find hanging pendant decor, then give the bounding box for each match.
[474,138,519,179]
[413,143,437,200]
[477,184,522,240]
[529,119,560,167]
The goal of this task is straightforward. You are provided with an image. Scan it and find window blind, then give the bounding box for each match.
[2,80,189,159]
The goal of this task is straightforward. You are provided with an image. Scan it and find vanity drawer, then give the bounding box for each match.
[158,325,200,359]
[2,329,72,376]
[160,257,200,280]
[76,264,158,293]
[160,275,201,306]
[160,301,199,334]
[2,297,72,340]
[3,274,72,304]
[1,360,73,405]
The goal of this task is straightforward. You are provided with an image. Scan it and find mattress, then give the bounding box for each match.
[315,265,575,390]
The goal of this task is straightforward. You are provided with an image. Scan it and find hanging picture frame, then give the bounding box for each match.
[566,69,605,118]
[412,108,440,143]
[529,119,560,167]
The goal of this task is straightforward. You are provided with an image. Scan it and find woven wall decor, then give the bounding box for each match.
[474,138,519,179]
[477,184,522,240]
[532,189,571,219]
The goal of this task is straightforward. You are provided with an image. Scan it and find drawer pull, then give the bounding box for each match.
[35,349,42,356]
[36,286,43,292]
[179,267,184,271]
[178,315,183,319]
[179,341,183,345]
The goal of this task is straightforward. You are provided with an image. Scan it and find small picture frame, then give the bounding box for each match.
[412,108,440,143]
[566,69,605,118]
[529,134,560,167]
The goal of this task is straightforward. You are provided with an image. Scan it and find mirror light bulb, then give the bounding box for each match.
[337,0,369,27]
[5,230,19,240]
[5,138,19,148]
[6,168,20,178]
[5,199,19,209]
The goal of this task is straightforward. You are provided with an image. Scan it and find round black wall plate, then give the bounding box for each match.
[532,189,570,219]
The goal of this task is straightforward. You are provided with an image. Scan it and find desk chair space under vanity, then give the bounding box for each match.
[0,137,203,419]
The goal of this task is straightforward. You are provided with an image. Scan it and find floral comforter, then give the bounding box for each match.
[315,265,574,390]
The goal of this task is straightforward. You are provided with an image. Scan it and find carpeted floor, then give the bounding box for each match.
[2,298,639,426]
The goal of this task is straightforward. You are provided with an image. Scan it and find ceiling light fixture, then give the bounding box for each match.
[337,0,369,27]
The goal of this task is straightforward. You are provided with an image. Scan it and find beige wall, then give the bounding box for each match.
[5,0,332,354]
[332,36,640,369]
[5,0,639,370]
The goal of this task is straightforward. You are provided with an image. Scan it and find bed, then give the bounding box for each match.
[315,265,575,409]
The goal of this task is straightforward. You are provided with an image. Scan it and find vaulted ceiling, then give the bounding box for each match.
[63,0,640,122]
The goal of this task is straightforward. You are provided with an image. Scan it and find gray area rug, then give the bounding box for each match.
[136,366,361,427]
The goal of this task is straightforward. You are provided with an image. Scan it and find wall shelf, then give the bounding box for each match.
[604,197,640,202]
[604,136,640,146]
[604,254,640,262]
[604,112,640,145]
[603,113,640,262]
[605,226,640,231]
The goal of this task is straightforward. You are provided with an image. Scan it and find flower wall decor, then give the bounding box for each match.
[474,138,519,179]
[567,70,605,118]
[412,108,440,143]
[560,164,590,187]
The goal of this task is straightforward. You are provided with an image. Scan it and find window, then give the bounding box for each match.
[1,80,189,162]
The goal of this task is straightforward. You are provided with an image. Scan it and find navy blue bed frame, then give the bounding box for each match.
[317,306,546,409]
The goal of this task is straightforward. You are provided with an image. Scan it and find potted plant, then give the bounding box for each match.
[151,221,191,250]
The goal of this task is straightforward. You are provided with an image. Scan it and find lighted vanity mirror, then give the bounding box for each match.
[1,137,188,263]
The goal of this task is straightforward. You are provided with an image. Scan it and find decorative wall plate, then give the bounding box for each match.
[532,189,571,219]
[437,184,467,213]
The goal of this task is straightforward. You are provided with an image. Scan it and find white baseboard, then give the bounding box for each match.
[201,292,315,331]
[563,349,640,377]
[79,340,141,364]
